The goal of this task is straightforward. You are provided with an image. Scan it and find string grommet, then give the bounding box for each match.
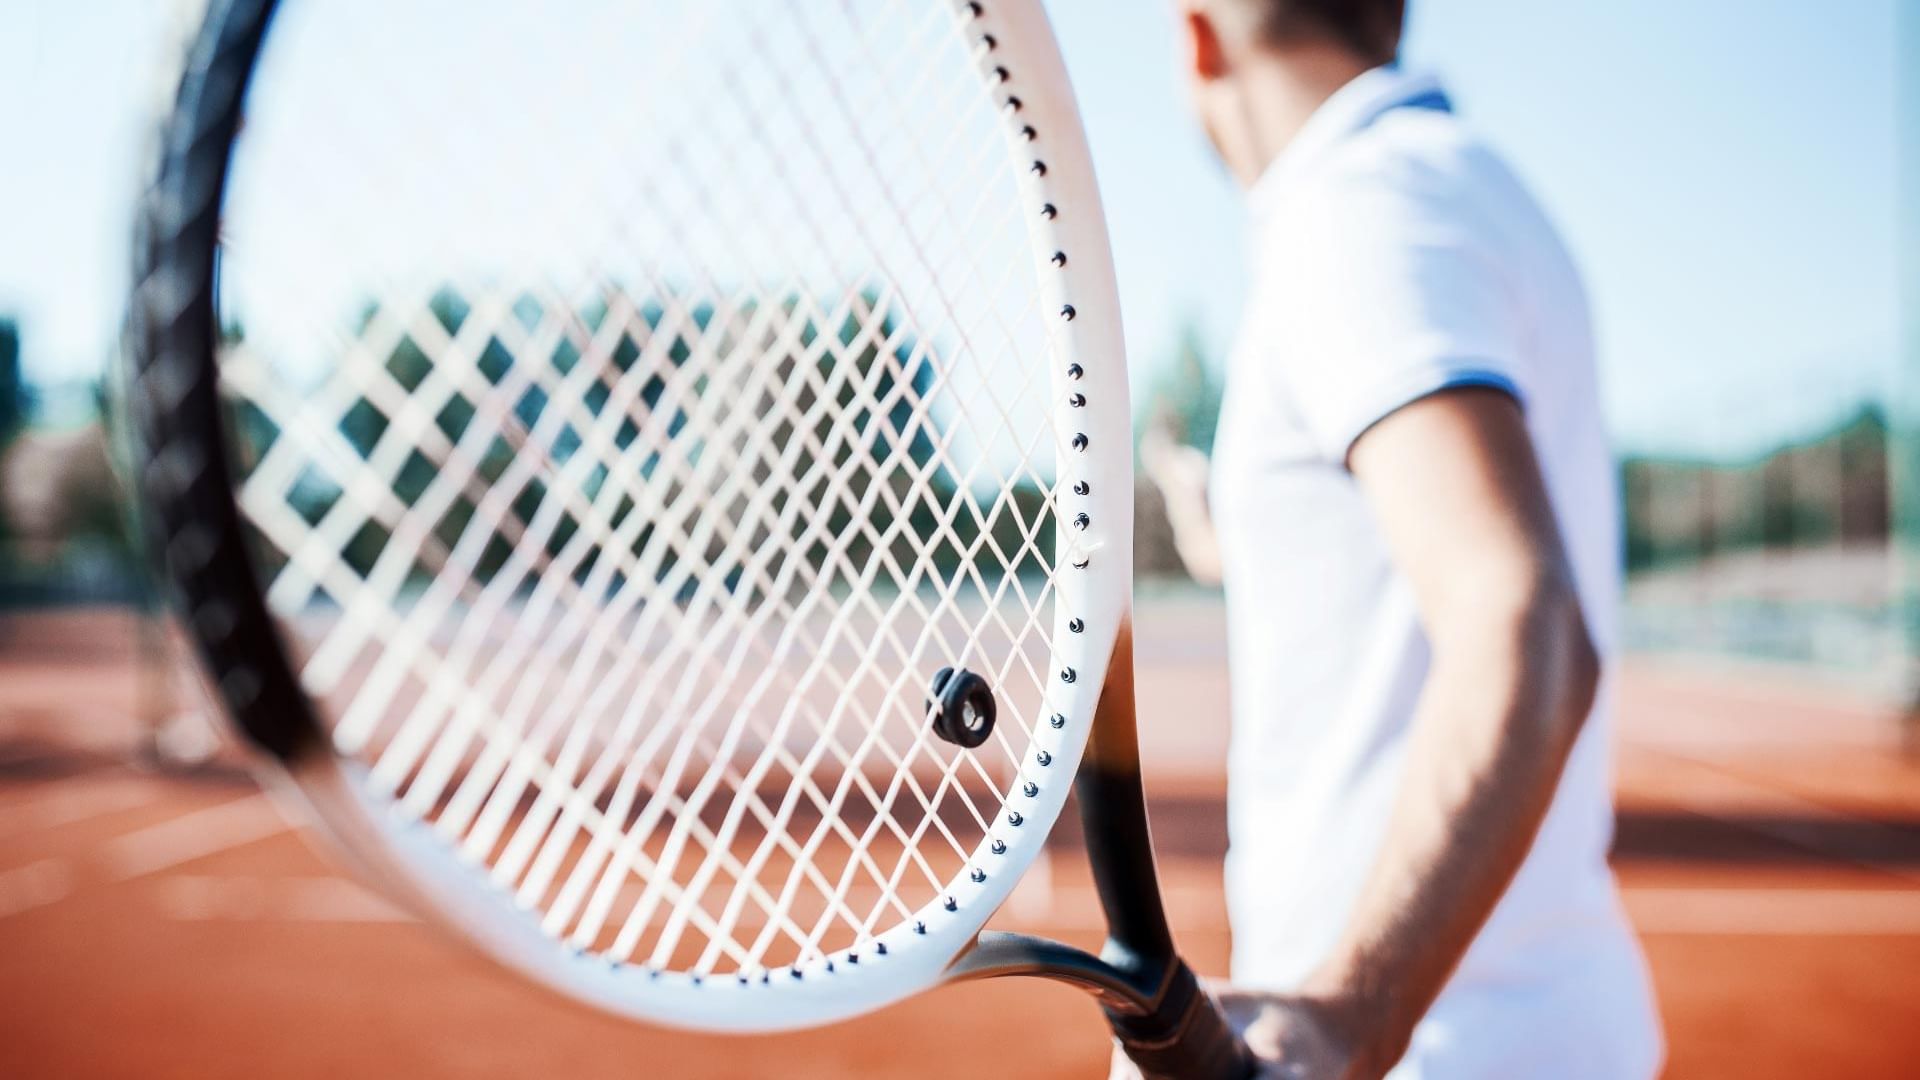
[1050,712,1066,728]
[1072,481,1089,495]
[1059,304,1075,320]
[1060,667,1077,684]
[1071,433,1088,451]
[1067,618,1083,632]
[1066,363,1083,379]
[1022,781,1039,798]
[1050,251,1067,267]
[1040,203,1057,219]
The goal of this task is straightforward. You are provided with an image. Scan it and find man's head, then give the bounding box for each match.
[1179,0,1408,185]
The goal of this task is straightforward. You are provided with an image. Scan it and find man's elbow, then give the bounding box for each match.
[1534,575,1600,748]
[1441,570,1600,747]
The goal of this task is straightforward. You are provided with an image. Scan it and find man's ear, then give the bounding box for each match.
[1182,4,1232,82]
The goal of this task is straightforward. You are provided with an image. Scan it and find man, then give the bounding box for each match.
[1144,2,1664,1076]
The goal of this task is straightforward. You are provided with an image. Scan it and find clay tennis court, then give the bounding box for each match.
[3,601,1917,1078]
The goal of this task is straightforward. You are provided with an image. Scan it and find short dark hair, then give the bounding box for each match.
[1224,0,1407,66]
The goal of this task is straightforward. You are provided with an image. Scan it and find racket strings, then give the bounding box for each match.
[219,0,1069,976]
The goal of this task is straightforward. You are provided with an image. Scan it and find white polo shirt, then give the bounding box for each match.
[1211,67,1662,1078]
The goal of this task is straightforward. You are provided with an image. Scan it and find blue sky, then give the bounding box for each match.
[0,0,1903,456]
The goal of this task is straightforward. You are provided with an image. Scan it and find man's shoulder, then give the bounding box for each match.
[1280,112,1527,232]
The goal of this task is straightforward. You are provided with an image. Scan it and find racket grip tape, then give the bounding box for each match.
[1105,960,1256,1080]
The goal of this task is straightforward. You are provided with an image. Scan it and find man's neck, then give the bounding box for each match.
[1224,46,1376,187]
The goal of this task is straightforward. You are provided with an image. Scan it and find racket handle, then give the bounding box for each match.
[1106,960,1256,1080]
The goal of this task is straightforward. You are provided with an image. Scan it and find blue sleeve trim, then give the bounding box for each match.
[1322,364,1525,464]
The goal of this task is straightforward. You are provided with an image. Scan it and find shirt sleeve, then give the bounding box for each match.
[1262,168,1527,463]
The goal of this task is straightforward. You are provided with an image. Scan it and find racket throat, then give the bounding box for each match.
[946,931,1159,1014]
[1075,622,1179,969]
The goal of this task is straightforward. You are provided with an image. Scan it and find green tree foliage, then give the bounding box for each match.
[0,317,23,443]
[0,317,20,566]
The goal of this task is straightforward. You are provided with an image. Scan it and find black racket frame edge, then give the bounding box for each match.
[128,0,322,766]
[127,3,1253,1077]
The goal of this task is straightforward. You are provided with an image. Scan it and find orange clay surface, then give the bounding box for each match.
[2,604,1917,1078]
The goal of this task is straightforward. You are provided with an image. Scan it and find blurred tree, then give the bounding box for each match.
[0,318,23,442]
[1618,403,1889,573]
[0,317,21,569]
[272,281,1037,598]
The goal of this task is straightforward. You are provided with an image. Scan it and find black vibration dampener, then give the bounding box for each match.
[926,666,996,749]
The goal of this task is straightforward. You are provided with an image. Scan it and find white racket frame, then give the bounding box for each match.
[149,0,1135,1033]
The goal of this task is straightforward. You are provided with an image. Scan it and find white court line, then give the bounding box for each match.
[0,794,293,920]
[100,794,291,882]
[0,858,75,919]
[1625,887,1920,937]
[0,781,159,838]
[998,882,1920,938]
[154,875,412,923]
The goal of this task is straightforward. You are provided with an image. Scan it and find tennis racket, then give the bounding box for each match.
[126,1,1250,1076]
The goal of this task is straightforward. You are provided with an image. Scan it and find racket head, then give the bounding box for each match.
[129,0,1132,1032]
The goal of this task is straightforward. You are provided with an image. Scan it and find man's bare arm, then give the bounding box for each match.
[1227,386,1600,1077]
